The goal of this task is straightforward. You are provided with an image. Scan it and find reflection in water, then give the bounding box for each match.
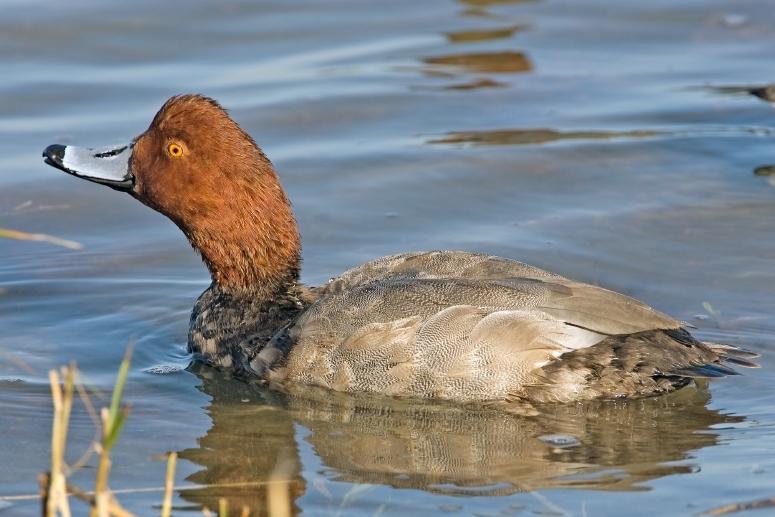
[178,366,741,512]
[460,0,535,5]
[459,0,537,16]
[442,78,508,90]
[177,368,305,514]
[429,128,663,146]
[445,25,526,43]
[426,0,535,89]
[424,51,532,74]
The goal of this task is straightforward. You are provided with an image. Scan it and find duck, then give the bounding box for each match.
[42,94,758,406]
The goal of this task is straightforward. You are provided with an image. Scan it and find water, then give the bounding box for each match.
[1,0,775,515]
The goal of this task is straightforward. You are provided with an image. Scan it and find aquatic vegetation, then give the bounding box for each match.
[41,349,148,517]
[37,349,292,517]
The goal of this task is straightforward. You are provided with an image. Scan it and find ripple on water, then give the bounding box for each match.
[144,365,183,375]
[537,434,581,448]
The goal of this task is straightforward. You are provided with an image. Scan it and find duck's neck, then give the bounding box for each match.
[181,156,308,376]
[183,159,302,301]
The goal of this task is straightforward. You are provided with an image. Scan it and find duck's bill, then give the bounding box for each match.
[43,143,135,192]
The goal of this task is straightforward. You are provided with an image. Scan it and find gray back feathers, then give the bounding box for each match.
[278,251,750,403]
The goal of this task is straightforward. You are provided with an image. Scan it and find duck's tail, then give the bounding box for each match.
[669,341,760,378]
[704,341,760,369]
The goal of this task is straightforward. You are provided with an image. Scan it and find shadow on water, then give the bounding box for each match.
[178,365,742,513]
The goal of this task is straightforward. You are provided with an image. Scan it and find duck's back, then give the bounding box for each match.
[280,251,753,404]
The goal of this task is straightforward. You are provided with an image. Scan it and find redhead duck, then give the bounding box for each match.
[43,94,758,405]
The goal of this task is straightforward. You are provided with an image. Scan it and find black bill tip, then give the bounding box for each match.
[43,144,67,170]
[41,142,136,192]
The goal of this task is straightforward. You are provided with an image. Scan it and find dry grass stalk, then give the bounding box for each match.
[63,483,135,517]
[267,452,294,517]
[39,348,296,517]
[40,351,141,517]
[46,366,75,517]
[0,227,82,249]
[161,452,177,517]
[39,473,51,516]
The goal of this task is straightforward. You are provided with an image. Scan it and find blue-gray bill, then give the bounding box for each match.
[43,143,135,192]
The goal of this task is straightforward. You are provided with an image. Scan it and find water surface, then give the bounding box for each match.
[2,0,775,515]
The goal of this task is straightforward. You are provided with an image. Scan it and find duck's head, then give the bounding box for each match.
[43,94,300,294]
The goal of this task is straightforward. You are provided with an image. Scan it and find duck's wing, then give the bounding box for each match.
[320,250,680,333]
[285,300,603,402]
[320,251,566,296]
[281,276,702,401]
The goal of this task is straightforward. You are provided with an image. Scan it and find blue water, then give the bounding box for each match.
[2,0,775,515]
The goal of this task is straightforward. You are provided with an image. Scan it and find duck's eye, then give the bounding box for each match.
[167,142,184,158]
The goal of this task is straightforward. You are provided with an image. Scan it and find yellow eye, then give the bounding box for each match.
[167,142,184,158]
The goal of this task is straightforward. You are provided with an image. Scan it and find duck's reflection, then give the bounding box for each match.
[176,368,304,514]
[177,365,742,513]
